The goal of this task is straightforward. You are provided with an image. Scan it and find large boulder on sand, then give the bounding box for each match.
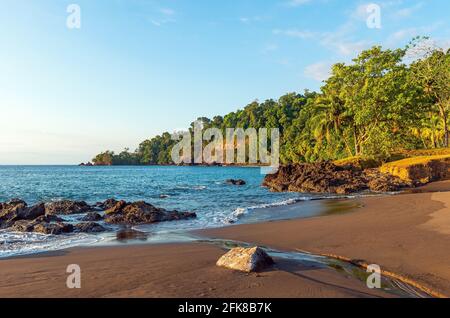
[216,247,274,273]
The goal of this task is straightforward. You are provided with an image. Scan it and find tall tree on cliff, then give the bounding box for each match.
[408,37,450,147]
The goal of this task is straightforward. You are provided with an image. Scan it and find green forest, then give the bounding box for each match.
[92,38,450,166]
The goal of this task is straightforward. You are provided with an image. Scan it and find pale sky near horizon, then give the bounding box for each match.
[1,0,449,164]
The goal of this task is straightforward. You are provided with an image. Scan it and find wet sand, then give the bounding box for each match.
[200,181,450,297]
[0,181,449,298]
[0,242,396,298]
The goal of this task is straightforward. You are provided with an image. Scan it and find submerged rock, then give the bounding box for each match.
[263,162,410,194]
[45,200,92,215]
[74,222,106,233]
[116,228,149,242]
[226,179,247,186]
[82,212,103,221]
[104,200,196,225]
[216,247,274,273]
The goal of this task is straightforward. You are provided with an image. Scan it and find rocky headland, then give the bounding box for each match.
[262,162,411,194]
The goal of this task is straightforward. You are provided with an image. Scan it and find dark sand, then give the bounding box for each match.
[0,243,395,298]
[0,180,449,298]
[200,181,450,297]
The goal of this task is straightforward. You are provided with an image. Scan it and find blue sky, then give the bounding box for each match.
[1,0,449,164]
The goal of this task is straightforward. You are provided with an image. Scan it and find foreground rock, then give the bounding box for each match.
[216,247,274,273]
[226,179,247,186]
[103,200,196,225]
[263,162,410,194]
[45,200,92,215]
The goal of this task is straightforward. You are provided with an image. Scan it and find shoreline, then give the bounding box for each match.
[0,181,449,297]
[198,180,450,297]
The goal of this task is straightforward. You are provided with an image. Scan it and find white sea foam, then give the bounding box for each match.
[0,231,102,259]
[227,197,311,223]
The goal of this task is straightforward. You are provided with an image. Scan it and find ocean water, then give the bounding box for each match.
[0,165,336,257]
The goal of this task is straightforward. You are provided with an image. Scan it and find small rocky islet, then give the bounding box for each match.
[0,198,196,235]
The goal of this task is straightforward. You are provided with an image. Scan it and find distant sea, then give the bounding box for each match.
[0,165,345,257]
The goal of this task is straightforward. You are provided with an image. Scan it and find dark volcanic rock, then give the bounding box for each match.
[96,198,120,210]
[104,200,127,215]
[82,212,103,221]
[226,179,247,186]
[0,199,27,229]
[17,203,46,220]
[104,200,196,225]
[0,200,46,229]
[9,220,36,233]
[10,215,71,234]
[263,162,411,194]
[33,222,74,235]
[45,200,91,215]
[74,222,106,233]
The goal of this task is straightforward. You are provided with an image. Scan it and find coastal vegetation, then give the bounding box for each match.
[92,38,450,166]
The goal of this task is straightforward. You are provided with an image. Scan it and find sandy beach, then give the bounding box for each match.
[0,181,449,298]
[201,180,450,297]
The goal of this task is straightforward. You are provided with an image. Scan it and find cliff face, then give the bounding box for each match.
[262,162,410,194]
[380,155,450,185]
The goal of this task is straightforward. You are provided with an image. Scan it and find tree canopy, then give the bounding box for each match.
[92,40,450,166]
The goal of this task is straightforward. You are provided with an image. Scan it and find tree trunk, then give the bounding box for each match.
[353,126,360,156]
[444,121,449,148]
[439,104,448,148]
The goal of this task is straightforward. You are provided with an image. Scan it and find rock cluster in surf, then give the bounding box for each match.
[0,198,196,235]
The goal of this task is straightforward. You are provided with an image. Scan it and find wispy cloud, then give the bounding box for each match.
[286,0,312,7]
[386,22,444,46]
[150,7,177,27]
[304,61,332,81]
[240,16,264,24]
[394,1,424,18]
[261,43,279,54]
[273,22,372,56]
[273,28,315,39]
[160,8,175,16]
